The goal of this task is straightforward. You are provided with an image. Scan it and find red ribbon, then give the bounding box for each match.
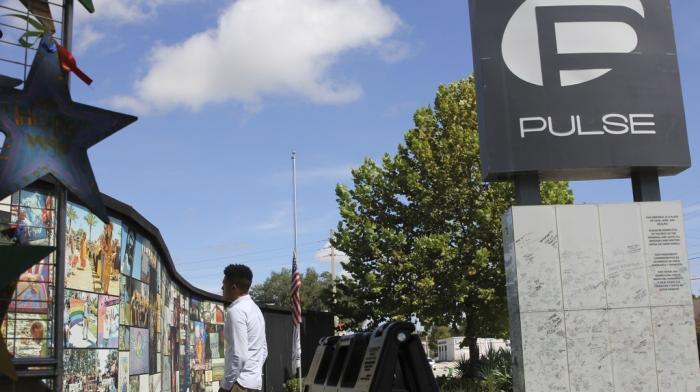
[56,43,93,85]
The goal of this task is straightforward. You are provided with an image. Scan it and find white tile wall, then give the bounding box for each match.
[504,202,700,392]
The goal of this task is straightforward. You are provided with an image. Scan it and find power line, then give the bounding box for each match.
[181,257,330,278]
[183,263,293,277]
[173,239,326,266]
[180,246,336,273]
[175,249,324,274]
[176,247,297,270]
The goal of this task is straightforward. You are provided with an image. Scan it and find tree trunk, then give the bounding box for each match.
[466,313,479,362]
[467,336,479,362]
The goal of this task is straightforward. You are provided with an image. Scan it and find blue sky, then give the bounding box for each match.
[1,0,698,294]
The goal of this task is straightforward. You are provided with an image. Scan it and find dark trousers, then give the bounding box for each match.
[232,383,260,392]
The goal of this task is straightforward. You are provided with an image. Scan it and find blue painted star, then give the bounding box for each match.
[0,36,136,223]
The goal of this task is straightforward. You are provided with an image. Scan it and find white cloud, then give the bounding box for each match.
[73,25,105,55]
[111,0,404,113]
[252,203,291,231]
[72,0,190,53]
[75,0,187,24]
[314,241,349,278]
[314,241,348,263]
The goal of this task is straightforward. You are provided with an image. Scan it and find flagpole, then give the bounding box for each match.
[291,151,302,391]
[292,151,299,265]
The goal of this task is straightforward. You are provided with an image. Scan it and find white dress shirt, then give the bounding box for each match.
[222,295,268,391]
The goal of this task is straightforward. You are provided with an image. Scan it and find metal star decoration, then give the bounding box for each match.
[0,334,14,381]
[0,35,136,223]
[0,244,55,288]
[0,75,21,90]
[0,376,52,392]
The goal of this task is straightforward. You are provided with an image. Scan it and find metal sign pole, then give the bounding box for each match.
[631,169,661,202]
[514,173,541,206]
[55,1,74,389]
[54,184,67,390]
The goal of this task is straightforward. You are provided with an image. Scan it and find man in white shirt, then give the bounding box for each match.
[220,264,268,392]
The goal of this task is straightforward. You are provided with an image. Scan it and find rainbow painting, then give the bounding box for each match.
[69,298,85,327]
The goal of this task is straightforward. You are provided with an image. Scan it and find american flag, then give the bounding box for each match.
[291,252,302,377]
[291,253,302,326]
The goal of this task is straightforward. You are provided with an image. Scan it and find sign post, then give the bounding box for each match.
[468,1,699,390]
[469,0,690,188]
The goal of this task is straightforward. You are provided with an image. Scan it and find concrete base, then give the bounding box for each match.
[503,202,700,392]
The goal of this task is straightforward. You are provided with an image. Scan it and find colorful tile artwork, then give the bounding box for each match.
[0,194,229,391]
[1,190,57,358]
[59,201,227,392]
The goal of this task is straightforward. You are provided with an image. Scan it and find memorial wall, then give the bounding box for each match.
[1,186,230,392]
[503,202,700,392]
[1,188,58,362]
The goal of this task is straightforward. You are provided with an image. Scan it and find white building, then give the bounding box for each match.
[422,339,430,357]
[437,337,509,362]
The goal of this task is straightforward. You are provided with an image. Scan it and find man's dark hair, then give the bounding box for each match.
[224,264,253,292]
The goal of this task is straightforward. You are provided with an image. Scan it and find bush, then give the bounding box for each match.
[283,377,304,392]
[455,347,513,392]
[436,376,481,392]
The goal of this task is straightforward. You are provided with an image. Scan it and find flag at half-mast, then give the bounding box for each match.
[291,251,302,374]
[291,252,302,325]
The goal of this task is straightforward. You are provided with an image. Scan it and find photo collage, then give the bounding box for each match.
[61,201,228,392]
[1,190,57,359]
[1,192,230,391]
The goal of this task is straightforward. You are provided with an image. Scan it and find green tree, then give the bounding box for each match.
[427,325,456,356]
[250,267,333,312]
[67,206,77,234]
[64,349,97,374]
[84,212,97,241]
[331,77,573,360]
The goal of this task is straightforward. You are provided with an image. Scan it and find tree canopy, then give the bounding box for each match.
[330,77,574,358]
[250,267,333,312]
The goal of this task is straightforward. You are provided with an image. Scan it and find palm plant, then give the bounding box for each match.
[456,347,513,392]
[67,206,77,234]
[2,13,45,48]
[84,212,96,241]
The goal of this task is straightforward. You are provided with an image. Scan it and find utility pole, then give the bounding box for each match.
[329,229,339,332]
[329,229,337,298]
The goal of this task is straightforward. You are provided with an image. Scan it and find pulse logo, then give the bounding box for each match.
[501,0,645,87]
[468,0,689,180]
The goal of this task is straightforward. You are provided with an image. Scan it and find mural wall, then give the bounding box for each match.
[62,201,227,392]
[1,189,57,360]
[1,189,228,392]
[0,3,330,390]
